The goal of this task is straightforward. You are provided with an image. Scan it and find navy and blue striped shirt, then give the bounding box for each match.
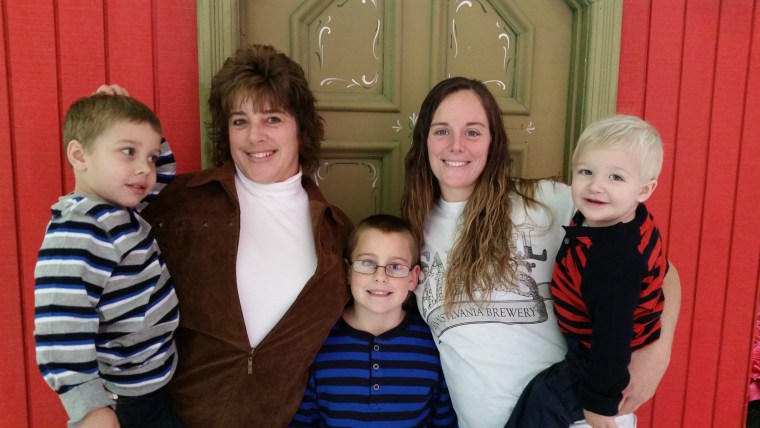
[290,311,457,427]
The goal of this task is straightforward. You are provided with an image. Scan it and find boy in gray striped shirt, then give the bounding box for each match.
[34,93,180,428]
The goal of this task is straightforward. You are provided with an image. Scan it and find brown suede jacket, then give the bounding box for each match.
[142,162,352,427]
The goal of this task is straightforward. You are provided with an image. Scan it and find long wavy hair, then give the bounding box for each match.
[401,77,545,310]
[207,44,324,175]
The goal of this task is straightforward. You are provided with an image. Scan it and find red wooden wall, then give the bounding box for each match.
[618,1,760,427]
[1,1,759,427]
[0,1,200,426]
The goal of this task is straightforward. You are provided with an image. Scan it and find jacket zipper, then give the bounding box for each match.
[247,347,257,374]
[243,205,329,376]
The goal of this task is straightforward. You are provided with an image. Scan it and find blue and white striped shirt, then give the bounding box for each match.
[290,312,457,427]
[34,141,178,426]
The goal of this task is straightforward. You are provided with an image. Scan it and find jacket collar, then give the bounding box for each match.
[185,161,346,228]
[186,161,236,188]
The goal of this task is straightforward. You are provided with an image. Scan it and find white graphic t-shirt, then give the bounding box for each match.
[415,180,575,428]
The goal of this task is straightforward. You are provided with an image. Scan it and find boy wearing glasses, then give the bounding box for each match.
[290,214,457,427]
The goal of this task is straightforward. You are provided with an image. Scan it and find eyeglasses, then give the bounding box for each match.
[349,260,412,278]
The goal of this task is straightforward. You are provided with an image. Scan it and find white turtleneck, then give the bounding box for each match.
[235,168,317,347]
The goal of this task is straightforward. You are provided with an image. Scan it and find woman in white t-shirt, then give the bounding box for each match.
[400,77,680,428]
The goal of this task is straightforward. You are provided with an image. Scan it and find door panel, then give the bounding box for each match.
[293,0,401,112]
[243,0,573,224]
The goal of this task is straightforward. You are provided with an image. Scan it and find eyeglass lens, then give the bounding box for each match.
[351,260,410,278]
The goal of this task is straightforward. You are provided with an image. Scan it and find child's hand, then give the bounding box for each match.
[94,84,130,96]
[79,406,120,428]
[583,409,618,428]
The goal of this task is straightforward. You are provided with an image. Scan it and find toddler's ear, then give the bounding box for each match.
[67,140,87,171]
[637,179,658,203]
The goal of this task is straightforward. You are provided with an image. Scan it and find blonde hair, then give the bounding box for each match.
[573,114,663,180]
[401,77,548,310]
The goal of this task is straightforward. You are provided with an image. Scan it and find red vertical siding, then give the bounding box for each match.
[715,0,760,423]
[616,1,650,117]
[0,2,29,427]
[688,2,755,426]
[106,0,156,104]
[6,2,68,426]
[657,1,720,427]
[618,1,760,427]
[154,0,202,171]
[0,1,199,426]
[57,1,107,194]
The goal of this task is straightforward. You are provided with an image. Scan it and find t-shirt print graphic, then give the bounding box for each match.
[418,225,553,338]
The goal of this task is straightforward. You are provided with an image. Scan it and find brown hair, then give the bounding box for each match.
[345,214,419,265]
[401,77,545,310]
[208,44,324,175]
[63,93,162,153]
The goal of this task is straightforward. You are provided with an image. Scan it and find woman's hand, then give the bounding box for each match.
[94,84,129,96]
[618,335,671,413]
